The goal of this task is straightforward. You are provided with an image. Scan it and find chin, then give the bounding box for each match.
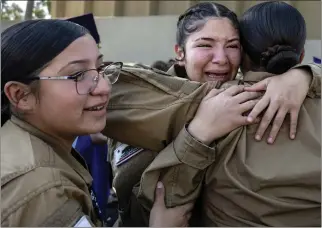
[81,120,106,135]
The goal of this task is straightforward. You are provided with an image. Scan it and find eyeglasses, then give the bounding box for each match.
[30,62,123,95]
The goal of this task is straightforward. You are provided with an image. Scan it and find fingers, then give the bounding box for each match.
[255,101,279,141]
[223,85,245,96]
[204,88,225,100]
[267,108,288,144]
[153,182,165,207]
[289,108,300,140]
[244,79,269,92]
[239,99,260,113]
[186,213,192,221]
[182,213,192,227]
[233,91,262,104]
[247,96,270,123]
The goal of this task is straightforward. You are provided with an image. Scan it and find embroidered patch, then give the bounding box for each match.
[73,215,93,227]
[114,144,144,167]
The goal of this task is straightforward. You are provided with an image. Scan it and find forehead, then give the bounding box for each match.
[51,34,99,65]
[188,18,239,42]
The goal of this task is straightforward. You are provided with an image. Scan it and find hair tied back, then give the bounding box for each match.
[260,45,297,66]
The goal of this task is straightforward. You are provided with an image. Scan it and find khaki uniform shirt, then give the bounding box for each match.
[103,63,321,226]
[1,116,101,227]
[105,63,218,226]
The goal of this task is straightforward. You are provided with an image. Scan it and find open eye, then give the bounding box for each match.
[70,71,85,81]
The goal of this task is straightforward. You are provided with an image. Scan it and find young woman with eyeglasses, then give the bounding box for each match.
[1,19,192,227]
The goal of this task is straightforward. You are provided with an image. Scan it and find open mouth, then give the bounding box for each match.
[205,72,229,79]
[84,102,107,111]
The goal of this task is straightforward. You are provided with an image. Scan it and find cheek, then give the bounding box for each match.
[38,82,86,121]
[185,50,212,80]
[227,49,241,70]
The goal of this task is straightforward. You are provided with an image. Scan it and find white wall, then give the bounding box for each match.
[2,16,321,65]
[96,16,321,65]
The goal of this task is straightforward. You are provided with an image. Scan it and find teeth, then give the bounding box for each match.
[88,105,104,111]
[207,73,227,78]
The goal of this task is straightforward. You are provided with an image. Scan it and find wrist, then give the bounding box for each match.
[290,68,312,87]
[187,120,213,145]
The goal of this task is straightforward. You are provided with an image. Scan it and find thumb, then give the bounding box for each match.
[154,182,166,207]
[244,79,268,92]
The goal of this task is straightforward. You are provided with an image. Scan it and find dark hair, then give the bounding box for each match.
[239,1,306,74]
[176,2,239,48]
[151,59,175,72]
[151,61,169,71]
[1,19,89,126]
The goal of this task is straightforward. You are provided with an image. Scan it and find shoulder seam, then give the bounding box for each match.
[2,179,77,222]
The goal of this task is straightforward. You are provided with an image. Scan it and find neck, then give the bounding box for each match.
[25,117,76,151]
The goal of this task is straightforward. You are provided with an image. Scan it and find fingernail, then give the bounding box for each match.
[268,137,273,144]
[247,117,253,122]
[157,182,163,189]
[290,134,295,139]
[255,135,261,141]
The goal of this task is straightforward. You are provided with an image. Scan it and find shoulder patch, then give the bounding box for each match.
[73,215,94,227]
[114,144,144,167]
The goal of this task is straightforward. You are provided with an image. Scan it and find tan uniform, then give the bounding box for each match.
[103,63,321,226]
[106,64,217,225]
[1,116,101,227]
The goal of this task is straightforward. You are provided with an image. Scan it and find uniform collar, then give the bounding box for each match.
[10,115,93,185]
[167,64,188,78]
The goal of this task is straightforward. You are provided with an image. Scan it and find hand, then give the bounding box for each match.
[245,69,311,144]
[90,132,108,144]
[149,182,193,227]
[188,85,261,145]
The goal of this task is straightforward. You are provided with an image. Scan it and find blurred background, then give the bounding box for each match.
[1,0,321,65]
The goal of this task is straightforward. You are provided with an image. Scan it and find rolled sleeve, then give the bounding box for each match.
[291,63,321,98]
[174,124,216,169]
[138,125,217,209]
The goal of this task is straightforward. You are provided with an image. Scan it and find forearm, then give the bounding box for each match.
[137,125,216,209]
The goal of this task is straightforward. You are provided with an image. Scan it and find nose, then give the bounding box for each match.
[212,46,228,65]
[91,74,111,96]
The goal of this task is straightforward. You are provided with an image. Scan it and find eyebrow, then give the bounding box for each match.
[59,54,104,72]
[194,37,240,43]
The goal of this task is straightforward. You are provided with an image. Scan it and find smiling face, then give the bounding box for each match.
[9,34,111,141]
[176,18,241,83]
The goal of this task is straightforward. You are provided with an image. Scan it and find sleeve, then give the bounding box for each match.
[137,124,217,210]
[1,185,95,227]
[290,63,321,98]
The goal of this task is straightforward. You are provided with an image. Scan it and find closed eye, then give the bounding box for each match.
[227,44,240,49]
[197,44,212,48]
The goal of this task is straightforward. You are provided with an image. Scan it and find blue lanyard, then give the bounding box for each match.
[89,186,108,226]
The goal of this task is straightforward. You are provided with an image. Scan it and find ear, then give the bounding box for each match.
[174,44,185,66]
[299,49,305,63]
[3,82,35,113]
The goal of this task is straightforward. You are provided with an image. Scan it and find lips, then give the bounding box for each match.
[84,102,108,111]
[205,71,229,81]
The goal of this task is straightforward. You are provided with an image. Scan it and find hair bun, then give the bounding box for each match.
[260,45,300,74]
